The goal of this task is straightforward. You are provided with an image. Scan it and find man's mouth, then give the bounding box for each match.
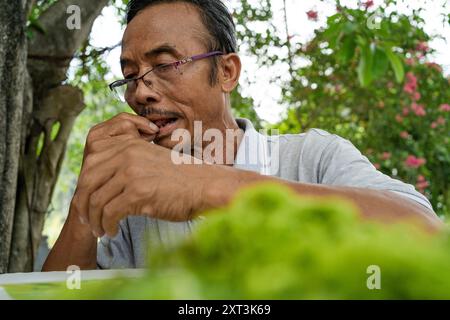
[148,116,182,138]
[153,117,178,129]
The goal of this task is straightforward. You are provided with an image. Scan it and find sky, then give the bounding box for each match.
[87,0,450,123]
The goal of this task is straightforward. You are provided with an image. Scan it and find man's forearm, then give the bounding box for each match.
[202,166,443,232]
[42,210,98,271]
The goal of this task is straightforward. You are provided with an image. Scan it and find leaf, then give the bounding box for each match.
[324,24,343,48]
[357,42,374,87]
[342,22,357,35]
[371,47,389,79]
[337,36,357,64]
[29,21,46,34]
[384,46,405,83]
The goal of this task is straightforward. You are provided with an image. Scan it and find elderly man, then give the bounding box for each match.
[43,0,441,271]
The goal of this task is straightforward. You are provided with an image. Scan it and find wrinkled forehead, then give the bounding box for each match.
[121,2,210,57]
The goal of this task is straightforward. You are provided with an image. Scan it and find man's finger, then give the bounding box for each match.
[81,139,139,173]
[88,134,145,154]
[76,147,129,224]
[88,112,159,142]
[76,140,148,224]
[102,193,133,237]
[75,166,116,225]
[88,172,126,238]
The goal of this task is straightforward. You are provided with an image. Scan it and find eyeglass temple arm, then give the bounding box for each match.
[190,51,224,62]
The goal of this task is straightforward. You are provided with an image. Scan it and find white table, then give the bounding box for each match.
[0,269,146,300]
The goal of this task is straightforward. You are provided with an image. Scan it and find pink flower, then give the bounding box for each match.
[402,107,410,116]
[363,0,374,9]
[416,180,429,191]
[306,10,318,21]
[431,122,438,129]
[395,114,403,123]
[411,102,426,116]
[416,174,429,191]
[437,116,446,125]
[412,91,421,101]
[406,72,417,85]
[403,83,415,95]
[403,72,418,95]
[416,41,429,52]
[374,163,381,169]
[439,104,450,112]
[405,155,426,168]
[381,152,391,160]
[414,107,426,116]
[400,131,409,139]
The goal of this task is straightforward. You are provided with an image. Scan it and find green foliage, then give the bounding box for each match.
[230,87,262,129]
[274,2,449,216]
[10,184,450,299]
[232,0,282,65]
[26,0,58,38]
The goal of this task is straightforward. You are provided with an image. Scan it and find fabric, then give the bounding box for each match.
[97,118,435,269]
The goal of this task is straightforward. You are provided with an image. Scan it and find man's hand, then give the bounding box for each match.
[80,112,160,161]
[71,112,210,238]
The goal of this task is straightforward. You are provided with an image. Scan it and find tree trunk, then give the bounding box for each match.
[0,0,109,273]
[0,0,29,274]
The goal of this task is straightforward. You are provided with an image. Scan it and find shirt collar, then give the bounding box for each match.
[234,118,271,175]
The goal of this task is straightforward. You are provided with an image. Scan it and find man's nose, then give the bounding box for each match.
[134,78,160,105]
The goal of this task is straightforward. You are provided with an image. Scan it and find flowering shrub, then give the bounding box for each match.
[276,1,449,216]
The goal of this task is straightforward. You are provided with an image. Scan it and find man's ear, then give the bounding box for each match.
[219,53,241,93]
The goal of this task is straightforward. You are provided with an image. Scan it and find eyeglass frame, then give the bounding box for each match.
[108,50,225,98]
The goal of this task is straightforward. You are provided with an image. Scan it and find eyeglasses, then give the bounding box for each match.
[109,51,224,102]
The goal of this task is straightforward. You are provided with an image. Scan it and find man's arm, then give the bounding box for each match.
[201,166,444,232]
[69,135,444,238]
[42,207,97,271]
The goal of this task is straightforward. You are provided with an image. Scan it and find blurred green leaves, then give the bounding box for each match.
[322,9,406,88]
[356,37,374,87]
[384,45,404,83]
[16,183,450,299]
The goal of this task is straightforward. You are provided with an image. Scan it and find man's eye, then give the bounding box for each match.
[125,75,135,80]
[156,64,173,73]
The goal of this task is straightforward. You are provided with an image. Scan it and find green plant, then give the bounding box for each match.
[11,183,450,299]
[276,1,449,216]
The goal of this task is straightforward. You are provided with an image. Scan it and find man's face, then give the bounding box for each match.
[121,2,226,149]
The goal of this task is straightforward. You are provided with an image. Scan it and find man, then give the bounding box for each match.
[43,0,442,271]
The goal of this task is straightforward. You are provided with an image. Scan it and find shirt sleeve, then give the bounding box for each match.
[315,131,435,214]
[97,219,135,269]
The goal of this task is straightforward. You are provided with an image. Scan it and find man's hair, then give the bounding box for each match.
[126,0,237,85]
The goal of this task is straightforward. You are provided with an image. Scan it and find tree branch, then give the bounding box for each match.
[27,0,110,90]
